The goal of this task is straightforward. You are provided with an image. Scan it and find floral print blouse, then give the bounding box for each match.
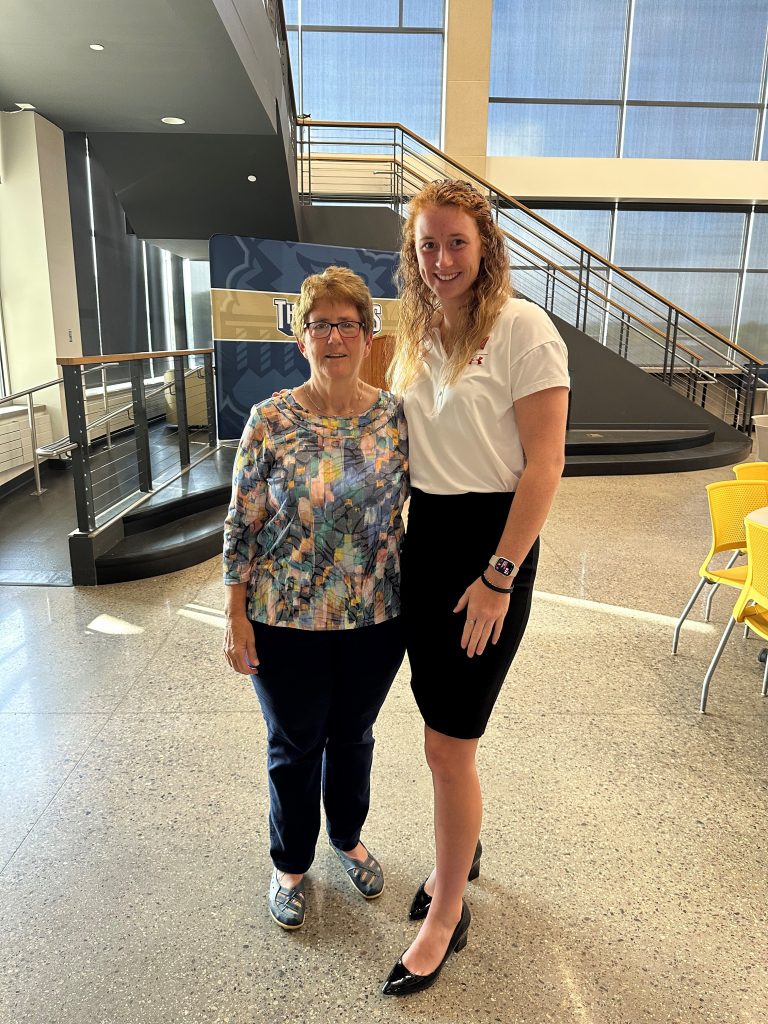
[223,391,408,630]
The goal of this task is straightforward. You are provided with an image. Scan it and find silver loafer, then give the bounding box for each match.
[268,868,306,929]
[330,840,384,899]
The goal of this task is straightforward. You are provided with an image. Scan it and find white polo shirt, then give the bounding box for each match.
[403,298,570,494]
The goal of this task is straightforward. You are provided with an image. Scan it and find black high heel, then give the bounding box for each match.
[382,901,471,996]
[408,839,482,921]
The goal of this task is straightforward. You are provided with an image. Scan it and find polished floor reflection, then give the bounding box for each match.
[1,465,766,1023]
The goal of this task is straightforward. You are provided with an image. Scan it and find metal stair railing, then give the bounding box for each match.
[56,349,218,534]
[296,119,761,433]
[0,377,64,495]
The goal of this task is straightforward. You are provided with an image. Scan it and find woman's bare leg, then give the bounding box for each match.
[402,725,481,975]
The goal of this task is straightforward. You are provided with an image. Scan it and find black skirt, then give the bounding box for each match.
[401,487,539,739]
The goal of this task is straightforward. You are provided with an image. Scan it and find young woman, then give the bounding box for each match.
[223,266,408,930]
[382,181,569,995]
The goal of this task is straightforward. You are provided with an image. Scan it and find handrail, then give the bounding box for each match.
[0,376,64,405]
[57,348,213,366]
[297,118,762,365]
[0,375,65,495]
[397,156,732,372]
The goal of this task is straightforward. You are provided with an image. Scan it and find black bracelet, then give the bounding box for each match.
[480,572,514,594]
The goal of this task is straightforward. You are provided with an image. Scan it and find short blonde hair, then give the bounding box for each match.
[292,265,374,342]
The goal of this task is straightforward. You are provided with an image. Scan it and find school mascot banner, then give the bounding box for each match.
[209,236,399,440]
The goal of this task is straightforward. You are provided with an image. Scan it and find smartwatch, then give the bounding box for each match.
[489,554,517,578]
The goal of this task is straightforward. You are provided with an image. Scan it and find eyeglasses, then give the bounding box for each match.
[304,320,365,340]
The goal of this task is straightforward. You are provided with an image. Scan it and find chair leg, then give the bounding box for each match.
[703,551,741,622]
[703,583,719,622]
[762,657,768,697]
[744,622,751,639]
[673,577,708,654]
[700,616,737,713]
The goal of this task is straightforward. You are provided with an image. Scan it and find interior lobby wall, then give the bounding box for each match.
[0,111,81,435]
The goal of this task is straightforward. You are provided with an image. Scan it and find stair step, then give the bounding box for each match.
[95,504,227,583]
[566,427,714,455]
[123,484,230,534]
[564,438,750,476]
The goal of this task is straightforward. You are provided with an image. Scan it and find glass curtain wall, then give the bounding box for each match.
[491,0,768,359]
[285,0,446,145]
[529,204,768,361]
[488,0,768,159]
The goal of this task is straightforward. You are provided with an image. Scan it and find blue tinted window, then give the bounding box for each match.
[299,1,399,26]
[287,30,299,97]
[623,106,757,159]
[488,102,618,156]
[403,0,445,27]
[530,208,613,260]
[629,0,766,102]
[300,32,443,143]
[284,0,298,23]
[747,213,768,270]
[737,273,768,359]
[614,210,746,268]
[490,0,627,99]
[627,270,739,338]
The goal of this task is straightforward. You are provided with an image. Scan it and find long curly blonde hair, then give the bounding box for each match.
[387,180,511,395]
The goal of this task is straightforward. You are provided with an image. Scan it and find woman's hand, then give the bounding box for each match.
[453,578,510,657]
[223,613,259,674]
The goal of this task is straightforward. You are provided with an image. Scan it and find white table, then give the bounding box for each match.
[746,506,768,527]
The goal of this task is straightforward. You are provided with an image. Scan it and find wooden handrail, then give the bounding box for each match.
[57,348,213,366]
[298,119,762,365]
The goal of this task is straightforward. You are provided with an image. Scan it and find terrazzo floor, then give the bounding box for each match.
[1,467,766,1024]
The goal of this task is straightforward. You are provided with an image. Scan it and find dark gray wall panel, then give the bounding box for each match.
[87,133,299,242]
[300,205,402,251]
[63,133,100,356]
[553,312,745,441]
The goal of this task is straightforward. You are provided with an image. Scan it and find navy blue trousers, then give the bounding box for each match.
[250,617,405,874]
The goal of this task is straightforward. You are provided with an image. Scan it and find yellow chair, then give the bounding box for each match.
[700,515,768,712]
[672,479,768,655]
[733,461,768,481]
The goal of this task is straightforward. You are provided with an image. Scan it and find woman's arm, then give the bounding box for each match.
[454,385,569,657]
[222,410,271,674]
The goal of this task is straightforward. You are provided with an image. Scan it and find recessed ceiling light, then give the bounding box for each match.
[161,116,186,125]
[89,43,104,51]
[15,102,36,110]
[247,175,257,183]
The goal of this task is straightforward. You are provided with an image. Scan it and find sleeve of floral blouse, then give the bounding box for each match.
[222,406,272,584]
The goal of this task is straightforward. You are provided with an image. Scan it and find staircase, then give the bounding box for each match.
[295,118,759,472]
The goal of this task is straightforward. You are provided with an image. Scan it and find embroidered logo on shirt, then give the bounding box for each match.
[468,336,490,365]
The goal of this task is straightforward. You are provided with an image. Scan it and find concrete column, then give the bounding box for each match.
[0,111,82,436]
[442,0,493,178]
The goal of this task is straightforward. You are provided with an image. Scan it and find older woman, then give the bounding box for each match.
[223,266,408,930]
[382,180,569,995]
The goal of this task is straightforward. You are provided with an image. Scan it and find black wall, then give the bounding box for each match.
[64,133,149,360]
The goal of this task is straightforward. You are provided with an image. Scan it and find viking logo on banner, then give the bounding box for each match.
[209,236,398,440]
